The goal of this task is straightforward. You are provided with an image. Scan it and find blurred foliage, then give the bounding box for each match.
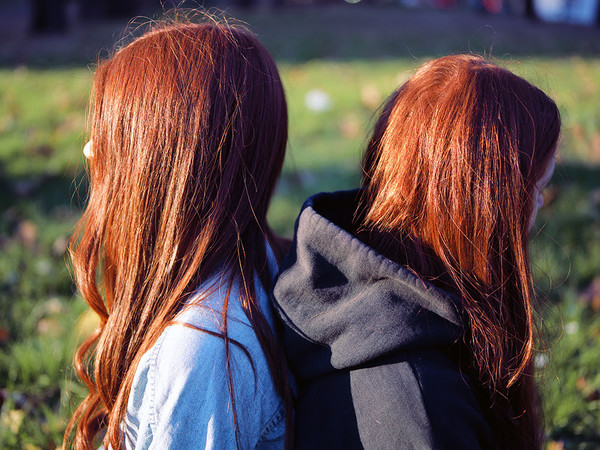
[0,5,599,449]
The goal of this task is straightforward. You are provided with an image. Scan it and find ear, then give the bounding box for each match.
[83,140,94,159]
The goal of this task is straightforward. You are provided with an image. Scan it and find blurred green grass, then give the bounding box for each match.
[1,5,600,449]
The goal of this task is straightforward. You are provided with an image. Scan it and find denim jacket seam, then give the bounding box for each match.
[148,331,168,437]
[257,399,285,443]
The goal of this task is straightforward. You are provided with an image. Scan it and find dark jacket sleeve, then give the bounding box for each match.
[408,349,494,450]
[293,349,493,450]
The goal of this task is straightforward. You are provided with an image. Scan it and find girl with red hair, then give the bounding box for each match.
[66,19,292,449]
[274,54,560,449]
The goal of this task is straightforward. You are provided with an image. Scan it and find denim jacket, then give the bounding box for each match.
[123,247,285,449]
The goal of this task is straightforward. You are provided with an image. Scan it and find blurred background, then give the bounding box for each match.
[0,0,599,448]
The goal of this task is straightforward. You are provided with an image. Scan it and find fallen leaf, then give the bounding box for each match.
[52,235,68,256]
[37,317,63,337]
[360,84,382,110]
[0,327,9,343]
[15,220,37,250]
[580,277,600,311]
[339,116,361,139]
[0,409,25,434]
[547,441,564,450]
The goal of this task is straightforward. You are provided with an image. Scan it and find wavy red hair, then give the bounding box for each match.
[359,55,560,449]
[66,19,291,449]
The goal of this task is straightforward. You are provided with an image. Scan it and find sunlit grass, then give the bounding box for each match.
[1,10,600,448]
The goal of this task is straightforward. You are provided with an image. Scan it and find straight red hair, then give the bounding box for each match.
[359,55,560,449]
[66,18,292,449]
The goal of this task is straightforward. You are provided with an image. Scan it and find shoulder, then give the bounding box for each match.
[124,277,285,449]
[407,349,494,449]
[294,349,492,450]
[124,320,241,449]
[353,349,493,449]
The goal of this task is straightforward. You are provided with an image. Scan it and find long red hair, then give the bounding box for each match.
[359,55,560,448]
[66,19,291,449]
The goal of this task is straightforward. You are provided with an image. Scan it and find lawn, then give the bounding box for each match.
[0,5,599,448]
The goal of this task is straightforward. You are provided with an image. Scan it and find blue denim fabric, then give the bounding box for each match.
[123,248,285,449]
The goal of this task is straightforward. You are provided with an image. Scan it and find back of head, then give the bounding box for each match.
[87,20,287,290]
[362,54,559,262]
[68,17,288,448]
[360,54,560,448]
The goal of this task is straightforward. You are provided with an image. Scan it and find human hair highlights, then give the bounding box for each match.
[66,19,290,449]
[360,55,560,448]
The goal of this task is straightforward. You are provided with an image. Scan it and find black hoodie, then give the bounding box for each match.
[273,190,493,449]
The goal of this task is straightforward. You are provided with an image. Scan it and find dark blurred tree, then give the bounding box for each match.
[31,0,68,34]
[79,0,137,21]
[105,0,136,18]
[524,0,537,20]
